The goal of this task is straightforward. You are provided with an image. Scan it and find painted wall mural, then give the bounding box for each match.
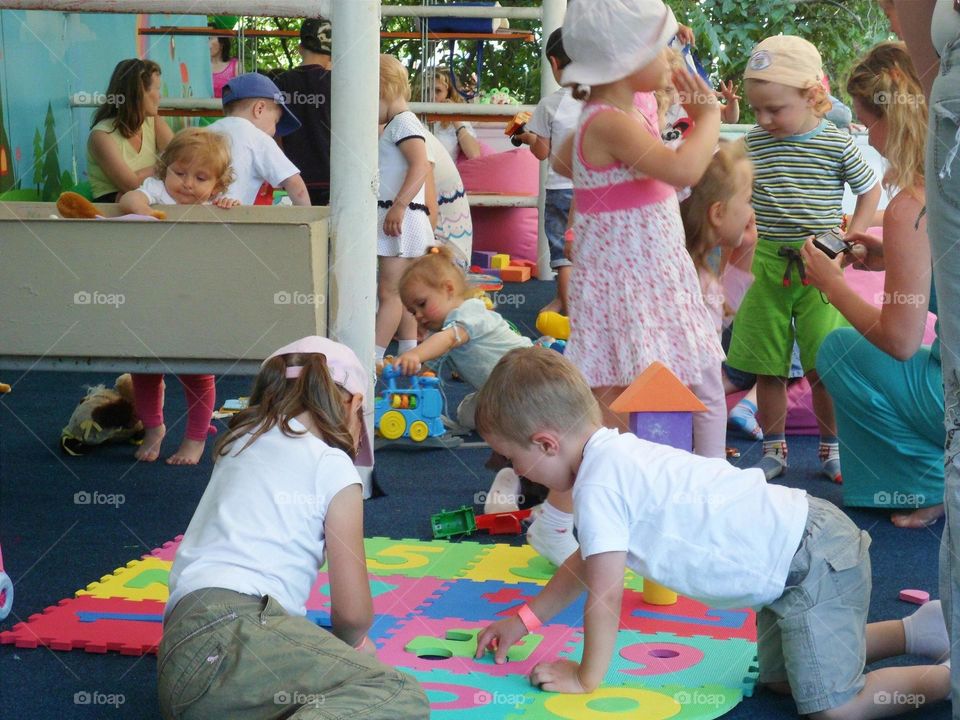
[0,10,212,200]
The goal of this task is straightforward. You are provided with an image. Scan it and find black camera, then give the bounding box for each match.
[812,229,851,259]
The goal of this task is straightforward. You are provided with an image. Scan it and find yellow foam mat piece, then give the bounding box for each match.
[75,558,172,601]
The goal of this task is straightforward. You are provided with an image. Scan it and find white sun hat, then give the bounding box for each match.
[561,0,679,87]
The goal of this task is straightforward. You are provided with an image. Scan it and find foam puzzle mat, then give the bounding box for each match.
[1,536,759,718]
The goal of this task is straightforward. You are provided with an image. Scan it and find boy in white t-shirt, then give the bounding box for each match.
[214,72,312,206]
[515,28,581,315]
[473,347,951,718]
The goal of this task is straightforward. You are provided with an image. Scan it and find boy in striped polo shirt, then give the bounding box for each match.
[726,35,880,483]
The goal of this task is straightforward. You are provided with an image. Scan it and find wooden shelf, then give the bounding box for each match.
[139,27,534,41]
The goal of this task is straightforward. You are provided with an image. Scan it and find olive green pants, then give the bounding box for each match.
[158,588,429,720]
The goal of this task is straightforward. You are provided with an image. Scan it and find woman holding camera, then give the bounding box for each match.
[802,42,944,528]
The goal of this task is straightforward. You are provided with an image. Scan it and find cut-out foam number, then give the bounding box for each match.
[366,544,444,570]
[620,641,703,676]
[545,687,681,719]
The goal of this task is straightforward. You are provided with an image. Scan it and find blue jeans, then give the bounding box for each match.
[927,32,960,715]
[544,188,573,269]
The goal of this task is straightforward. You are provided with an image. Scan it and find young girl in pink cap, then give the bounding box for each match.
[158,336,428,719]
[531,0,725,565]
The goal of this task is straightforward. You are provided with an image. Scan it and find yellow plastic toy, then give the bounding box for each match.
[642,578,678,606]
[535,311,570,341]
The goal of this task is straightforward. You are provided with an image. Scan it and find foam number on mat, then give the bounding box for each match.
[544,687,681,720]
[620,641,704,676]
[367,544,444,571]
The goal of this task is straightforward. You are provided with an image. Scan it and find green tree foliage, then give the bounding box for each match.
[41,103,62,201]
[229,0,892,117]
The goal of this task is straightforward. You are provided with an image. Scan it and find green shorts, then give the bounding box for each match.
[726,238,849,377]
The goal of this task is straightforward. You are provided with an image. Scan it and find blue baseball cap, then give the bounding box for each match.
[221,72,302,137]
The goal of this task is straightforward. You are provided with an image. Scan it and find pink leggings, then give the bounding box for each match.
[688,363,727,460]
[131,374,216,442]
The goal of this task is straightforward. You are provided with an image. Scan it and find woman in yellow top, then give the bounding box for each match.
[87,58,174,202]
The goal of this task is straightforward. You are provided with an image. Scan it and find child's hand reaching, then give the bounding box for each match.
[673,69,719,121]
[213,197,241,209]
[715,80,740,107]
[475,615,527,664]
[384,203,406,236]
[394,351,422,375]
[530,659,588,694]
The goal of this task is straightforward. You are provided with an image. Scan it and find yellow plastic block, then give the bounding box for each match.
[491,254,511,269]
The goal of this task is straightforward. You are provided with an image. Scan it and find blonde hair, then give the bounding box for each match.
[654,48,686,126]
[680,140,751,275]
[155,128,234,195]
[380,54,411,102]
[745,78,832,118]
[474,347,602,443]
[846,41,926,194]
[413,66,465,128]
[399,246,470,304]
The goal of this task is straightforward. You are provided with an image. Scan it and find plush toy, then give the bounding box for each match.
[55,191,166,220]
[60,373,145,456]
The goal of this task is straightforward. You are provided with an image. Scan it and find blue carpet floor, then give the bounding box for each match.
[0,278,948,719]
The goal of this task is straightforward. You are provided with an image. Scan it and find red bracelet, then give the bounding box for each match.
[563,228,574,243]
[517,603,542,633]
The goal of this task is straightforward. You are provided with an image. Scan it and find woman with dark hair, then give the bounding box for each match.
[86,58,173,202]
[210,32,239,99]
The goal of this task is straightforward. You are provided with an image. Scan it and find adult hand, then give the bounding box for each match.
[843,230,885,271]
[384,204,405,236]
[801,237,846,294]
[475,616,526,664]
[529,659,588,693]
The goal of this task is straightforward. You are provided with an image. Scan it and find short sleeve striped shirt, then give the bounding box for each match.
[746,120,877,243]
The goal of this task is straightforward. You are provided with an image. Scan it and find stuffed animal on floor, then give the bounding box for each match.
[60,373,145,456]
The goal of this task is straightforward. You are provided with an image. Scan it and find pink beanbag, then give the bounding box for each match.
[457,148,539,263]
[726,227,937,435]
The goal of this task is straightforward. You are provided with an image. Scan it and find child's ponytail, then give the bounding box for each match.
[399,245,470,299]
[215,353,355,459]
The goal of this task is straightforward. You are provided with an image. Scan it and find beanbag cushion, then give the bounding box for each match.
[457,148,539,263]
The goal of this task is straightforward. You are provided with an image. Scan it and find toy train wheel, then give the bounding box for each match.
[379,411,406,440]
[409,421,429,442]
[0,571,12,621]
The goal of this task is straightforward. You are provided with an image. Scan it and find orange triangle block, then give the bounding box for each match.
[609,361,707,413]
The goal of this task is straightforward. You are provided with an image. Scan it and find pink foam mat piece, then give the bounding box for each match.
[143,536,183,562]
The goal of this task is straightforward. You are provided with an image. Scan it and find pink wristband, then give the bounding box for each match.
[563,228,574,243]
[354,635,370,651]
[517,603,542,633]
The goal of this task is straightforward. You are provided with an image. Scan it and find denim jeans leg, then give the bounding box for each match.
[926,34,960,719]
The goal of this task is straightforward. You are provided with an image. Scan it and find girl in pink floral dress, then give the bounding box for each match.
[523,0,726,567]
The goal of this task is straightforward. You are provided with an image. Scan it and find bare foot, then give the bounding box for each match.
[539,297,562,315]
[891,504,945,528]
[135,425,165,462]
[166,438,206,466]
